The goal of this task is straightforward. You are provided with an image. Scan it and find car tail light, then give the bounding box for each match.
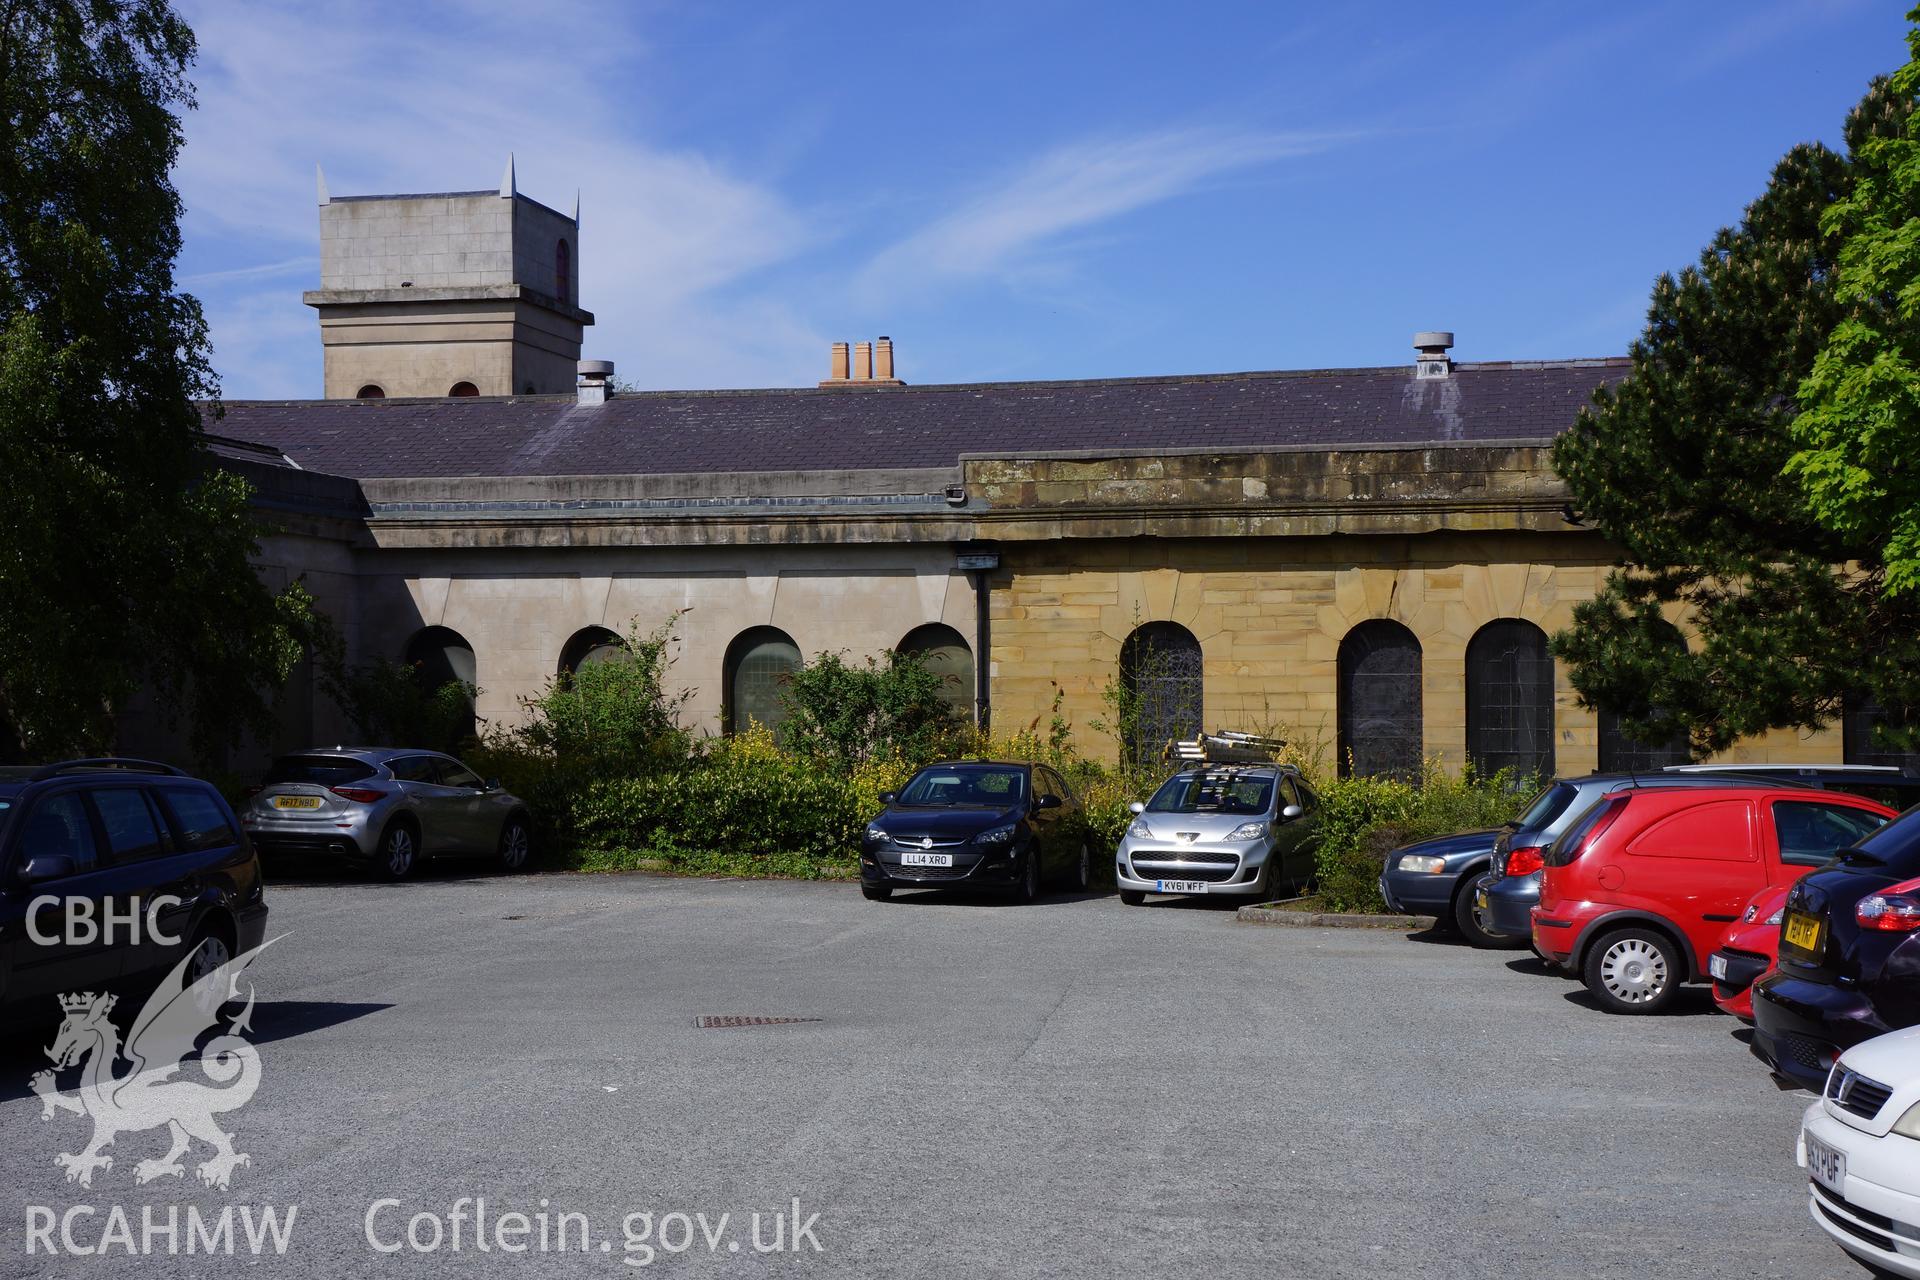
[1505,845,1545,877]
[330,786,383,803]
[1857,876,1920,933]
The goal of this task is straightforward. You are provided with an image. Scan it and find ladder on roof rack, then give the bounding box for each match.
[1172,731,1287,766]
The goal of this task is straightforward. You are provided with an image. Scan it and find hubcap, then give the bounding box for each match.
[388,829,414,875]
[189,936,230,983]
[503,824,529,868]
[1079,843,1090,886]
[1600,938,1668,1003]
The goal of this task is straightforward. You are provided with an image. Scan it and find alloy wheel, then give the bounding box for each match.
[386,828,416,878]
[188,934,231,985]
[500,821,530,871]
[1599,937,1668,1004]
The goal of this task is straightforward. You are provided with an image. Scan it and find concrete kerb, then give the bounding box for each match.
[1236,899,1437,930]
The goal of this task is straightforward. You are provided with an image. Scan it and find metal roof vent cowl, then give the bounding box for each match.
[1414,331,1453,380]
[577,359,615,406]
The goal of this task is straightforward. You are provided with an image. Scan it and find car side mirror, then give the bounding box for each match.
[878,792,896,805]
[1281,804,1304,821]
[19,853,76,885]
[1128,801,1146,815]
[485,778,502,791]
[1035,794,1062,811]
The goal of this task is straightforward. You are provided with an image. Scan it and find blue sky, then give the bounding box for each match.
[173,1,1906,399]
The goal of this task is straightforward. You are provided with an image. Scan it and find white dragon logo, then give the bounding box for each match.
[30,939,275,1190]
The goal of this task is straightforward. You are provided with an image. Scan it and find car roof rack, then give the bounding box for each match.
[28,757,183,782]
[1173,731,1289,767]
[1662,763,1910,776]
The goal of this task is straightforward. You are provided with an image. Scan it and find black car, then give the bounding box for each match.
[1752,804,1920,1089]
[859,761,1090,902]
[0,759,269,1020]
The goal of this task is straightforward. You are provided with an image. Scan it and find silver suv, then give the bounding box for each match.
[239,748,531,880]
[1115,765,1319,905]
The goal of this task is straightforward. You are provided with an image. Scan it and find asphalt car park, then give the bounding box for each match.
[0,873,1848,1278]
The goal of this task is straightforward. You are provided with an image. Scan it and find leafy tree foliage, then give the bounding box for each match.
[1551,74,1920,756]
[779,650,958,767]
[1792,12,1920,597]
[504,616,692,774]
[0,0,323,761]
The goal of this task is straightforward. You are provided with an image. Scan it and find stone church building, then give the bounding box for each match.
[173,172,1875,776]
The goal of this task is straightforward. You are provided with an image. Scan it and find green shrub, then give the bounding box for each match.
[1308,763,1535,912]
[779,649,960,766]
[338,661,476,754]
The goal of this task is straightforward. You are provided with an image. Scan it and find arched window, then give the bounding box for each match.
[1120,622,1204,769]
[448,381,479,397]
[402,626,477,739]
[898,623,974,720]
[559,626,624,676]
[1596,621,1690,772]
[1844,696,1920,769]
[1338,620,1422,779]
[555,238,571,305]
[1466,619,1554,780]
[355,384,385,399]
[726,627,801,736]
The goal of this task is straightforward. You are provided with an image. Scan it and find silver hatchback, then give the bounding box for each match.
[239,748,532,880]
[1115,765,1319,905]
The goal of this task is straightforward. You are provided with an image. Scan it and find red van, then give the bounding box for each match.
[1532,785,1894,1014]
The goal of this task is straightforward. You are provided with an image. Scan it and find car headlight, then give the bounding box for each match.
[865,824,889,843]
[1894,1102,1920,1141]
[1226,822,1269,842]
[975,824,1017,846]
[1765,908,1784,927]
[1398,854,1447,874]
[1128,819,1154,839]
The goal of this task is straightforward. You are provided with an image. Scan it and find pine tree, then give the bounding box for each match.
[1551,74,1920,756]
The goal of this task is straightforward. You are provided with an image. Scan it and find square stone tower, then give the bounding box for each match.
[303,159,593,399]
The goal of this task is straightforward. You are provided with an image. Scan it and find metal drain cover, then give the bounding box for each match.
[695,1015,823,1029]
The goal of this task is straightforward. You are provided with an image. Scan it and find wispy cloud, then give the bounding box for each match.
[173,0,823,395]
[854,128,1341,302]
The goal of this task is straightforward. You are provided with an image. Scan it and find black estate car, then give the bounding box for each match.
[1753,804,1920,1089]
[859,761,1090,902]
[0,759,268,1020]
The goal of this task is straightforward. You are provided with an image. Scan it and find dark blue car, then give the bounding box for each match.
[1,759,269,1020]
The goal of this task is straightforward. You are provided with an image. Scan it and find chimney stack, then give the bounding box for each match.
[577,358,614,406]
[1413,331,1454,379]
[820,337,905,387]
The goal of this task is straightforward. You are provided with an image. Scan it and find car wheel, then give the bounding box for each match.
[1119,889,1146,906]
[1017,848,1041,903]
[861,883,893,902]
[375,822,419,881]
[1072,839,1092,892]
[1453,878,1521,950]
[1584,927,1681,1015]
[497,816,532,872]
[185,927,235,1015]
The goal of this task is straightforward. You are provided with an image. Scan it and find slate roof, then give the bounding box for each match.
[207,359,1630,481]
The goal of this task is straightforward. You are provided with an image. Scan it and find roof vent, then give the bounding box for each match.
[577,359,614,406]
[1414,331,1453,379]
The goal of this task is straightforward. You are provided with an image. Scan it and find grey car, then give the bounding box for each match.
[239,748,532,880]
[1115,765,1318,904]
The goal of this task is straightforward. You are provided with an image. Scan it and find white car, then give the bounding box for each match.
[1798,1025,1920,1278]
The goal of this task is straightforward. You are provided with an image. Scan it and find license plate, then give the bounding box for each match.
[1804,1129,1846,1195]
[901,851,952,867]
[272,795,322,810]
[1156,880,1209,894]
[1709,954,1729,981]
[1784,911,1823,954]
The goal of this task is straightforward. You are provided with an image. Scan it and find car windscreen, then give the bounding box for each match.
[264,755,376,785]
[1515,781,1580,833]
[1838,804,1920,877]
[896,766,1026,807]
[1147,772,1274,815]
